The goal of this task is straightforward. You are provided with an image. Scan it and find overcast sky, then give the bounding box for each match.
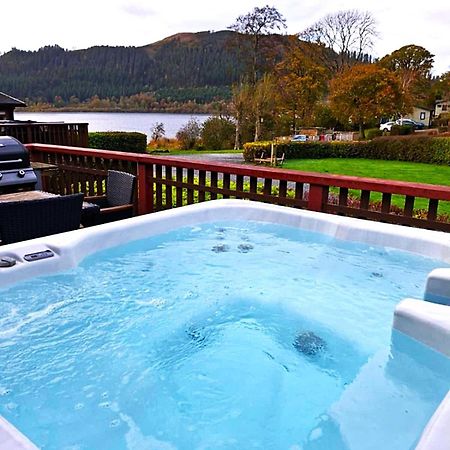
[2,0,449,75]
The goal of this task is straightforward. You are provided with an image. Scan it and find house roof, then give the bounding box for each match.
[0,92,26,107]
[414,105,433,111]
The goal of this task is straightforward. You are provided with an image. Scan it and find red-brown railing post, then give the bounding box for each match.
[308,184,329,212]
[137,162,153,215]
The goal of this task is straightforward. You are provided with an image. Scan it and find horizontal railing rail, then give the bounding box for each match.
[1,123,89,147]
[26,143,450,232]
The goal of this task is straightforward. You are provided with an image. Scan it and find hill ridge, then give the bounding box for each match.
[0,31,251,105]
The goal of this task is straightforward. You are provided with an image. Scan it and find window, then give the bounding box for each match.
[420,112,426,120]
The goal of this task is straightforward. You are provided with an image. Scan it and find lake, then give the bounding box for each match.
[14,112,210,139]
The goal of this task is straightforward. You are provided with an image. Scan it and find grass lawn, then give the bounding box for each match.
[282,158,450,216]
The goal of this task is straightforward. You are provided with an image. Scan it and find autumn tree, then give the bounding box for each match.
[201,116,235,150]
[379,45,434,108]
[252,73,278,141]
[228,5,287,84]
[431,72,450,125]
[231,82,253,149]
[175,118,202,150]
[275,37,329,132]
[329,64,403,138]
[434,71,450,101]
[301,10,377,71]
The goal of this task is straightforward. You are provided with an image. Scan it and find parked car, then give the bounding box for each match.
[291,134,307,142]
[395,118,425,129]
[379,121,396,131]
[379,119,425,132]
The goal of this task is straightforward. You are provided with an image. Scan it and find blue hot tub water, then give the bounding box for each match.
[0,221,450,450]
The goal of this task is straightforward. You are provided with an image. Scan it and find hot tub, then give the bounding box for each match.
[0,200,449,450]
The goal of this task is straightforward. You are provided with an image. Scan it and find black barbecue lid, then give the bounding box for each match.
[0,136,30,169]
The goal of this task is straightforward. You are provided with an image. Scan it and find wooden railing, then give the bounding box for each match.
[26,143,450,232]
[1,123,88,147]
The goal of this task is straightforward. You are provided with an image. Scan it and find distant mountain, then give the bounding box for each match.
[0,31,267,105]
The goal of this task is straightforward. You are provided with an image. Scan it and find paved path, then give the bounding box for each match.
[167,152,246,165]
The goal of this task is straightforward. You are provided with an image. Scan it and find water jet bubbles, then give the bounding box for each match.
[183,291,198,300]
[293,331,327,357]
[371,272,383,278]
[5,402,17,411]
[0,387,11,396]
[186,326,206,343]
[238,243,254,253]
[211,244,230,253]
[110,419,121,427]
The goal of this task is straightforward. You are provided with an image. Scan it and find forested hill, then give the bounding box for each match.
[0,31,257,105]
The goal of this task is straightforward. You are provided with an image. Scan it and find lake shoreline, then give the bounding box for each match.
[15,111,211,138]
[22,107,213,115]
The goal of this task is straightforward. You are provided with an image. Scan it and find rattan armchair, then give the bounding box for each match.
[0,193,84,244]
[83,170,136,226]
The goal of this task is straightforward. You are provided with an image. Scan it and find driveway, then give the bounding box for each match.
[169,152,246,165]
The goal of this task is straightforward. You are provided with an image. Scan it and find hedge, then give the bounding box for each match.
[390,125,414,136]
[243,136,450,165]
[364,128,383,140]
[88,132,147,153]
[243,140,368,161]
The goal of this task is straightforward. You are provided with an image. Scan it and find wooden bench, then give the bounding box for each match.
[254,152,285,167]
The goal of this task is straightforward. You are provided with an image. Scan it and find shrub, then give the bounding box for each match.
[436,113,449,127]
[176,118,202,150]
[390,124,414,136]
[201,116,235,150]
[364,128,383,140]
[88,132,147,153]
[147,137,179,151]
[243,141,273,161]
[243,136,450,165]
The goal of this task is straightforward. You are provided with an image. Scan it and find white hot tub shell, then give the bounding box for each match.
[0,199,449,450]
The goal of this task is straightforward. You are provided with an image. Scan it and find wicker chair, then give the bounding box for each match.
[0,193,84,244]
[83,170,136,226]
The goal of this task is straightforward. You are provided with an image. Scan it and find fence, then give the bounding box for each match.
[26,143,450,232]
[1,122,89,147]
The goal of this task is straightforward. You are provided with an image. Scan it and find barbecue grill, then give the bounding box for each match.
[0,136,37,194]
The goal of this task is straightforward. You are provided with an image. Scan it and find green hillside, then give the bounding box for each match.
[0,31,255,105]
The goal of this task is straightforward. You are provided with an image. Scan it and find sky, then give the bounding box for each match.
[1,0,449,75]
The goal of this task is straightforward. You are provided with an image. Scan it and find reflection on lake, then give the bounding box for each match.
[15,111,210,139]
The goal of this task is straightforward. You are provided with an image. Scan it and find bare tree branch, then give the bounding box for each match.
[229,5,287,84]
[301,10,378,71]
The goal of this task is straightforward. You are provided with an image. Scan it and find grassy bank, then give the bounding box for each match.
[282,158,450,215]
[282,158,450,186]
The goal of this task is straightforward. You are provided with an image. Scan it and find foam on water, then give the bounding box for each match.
[0,221,449,449]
